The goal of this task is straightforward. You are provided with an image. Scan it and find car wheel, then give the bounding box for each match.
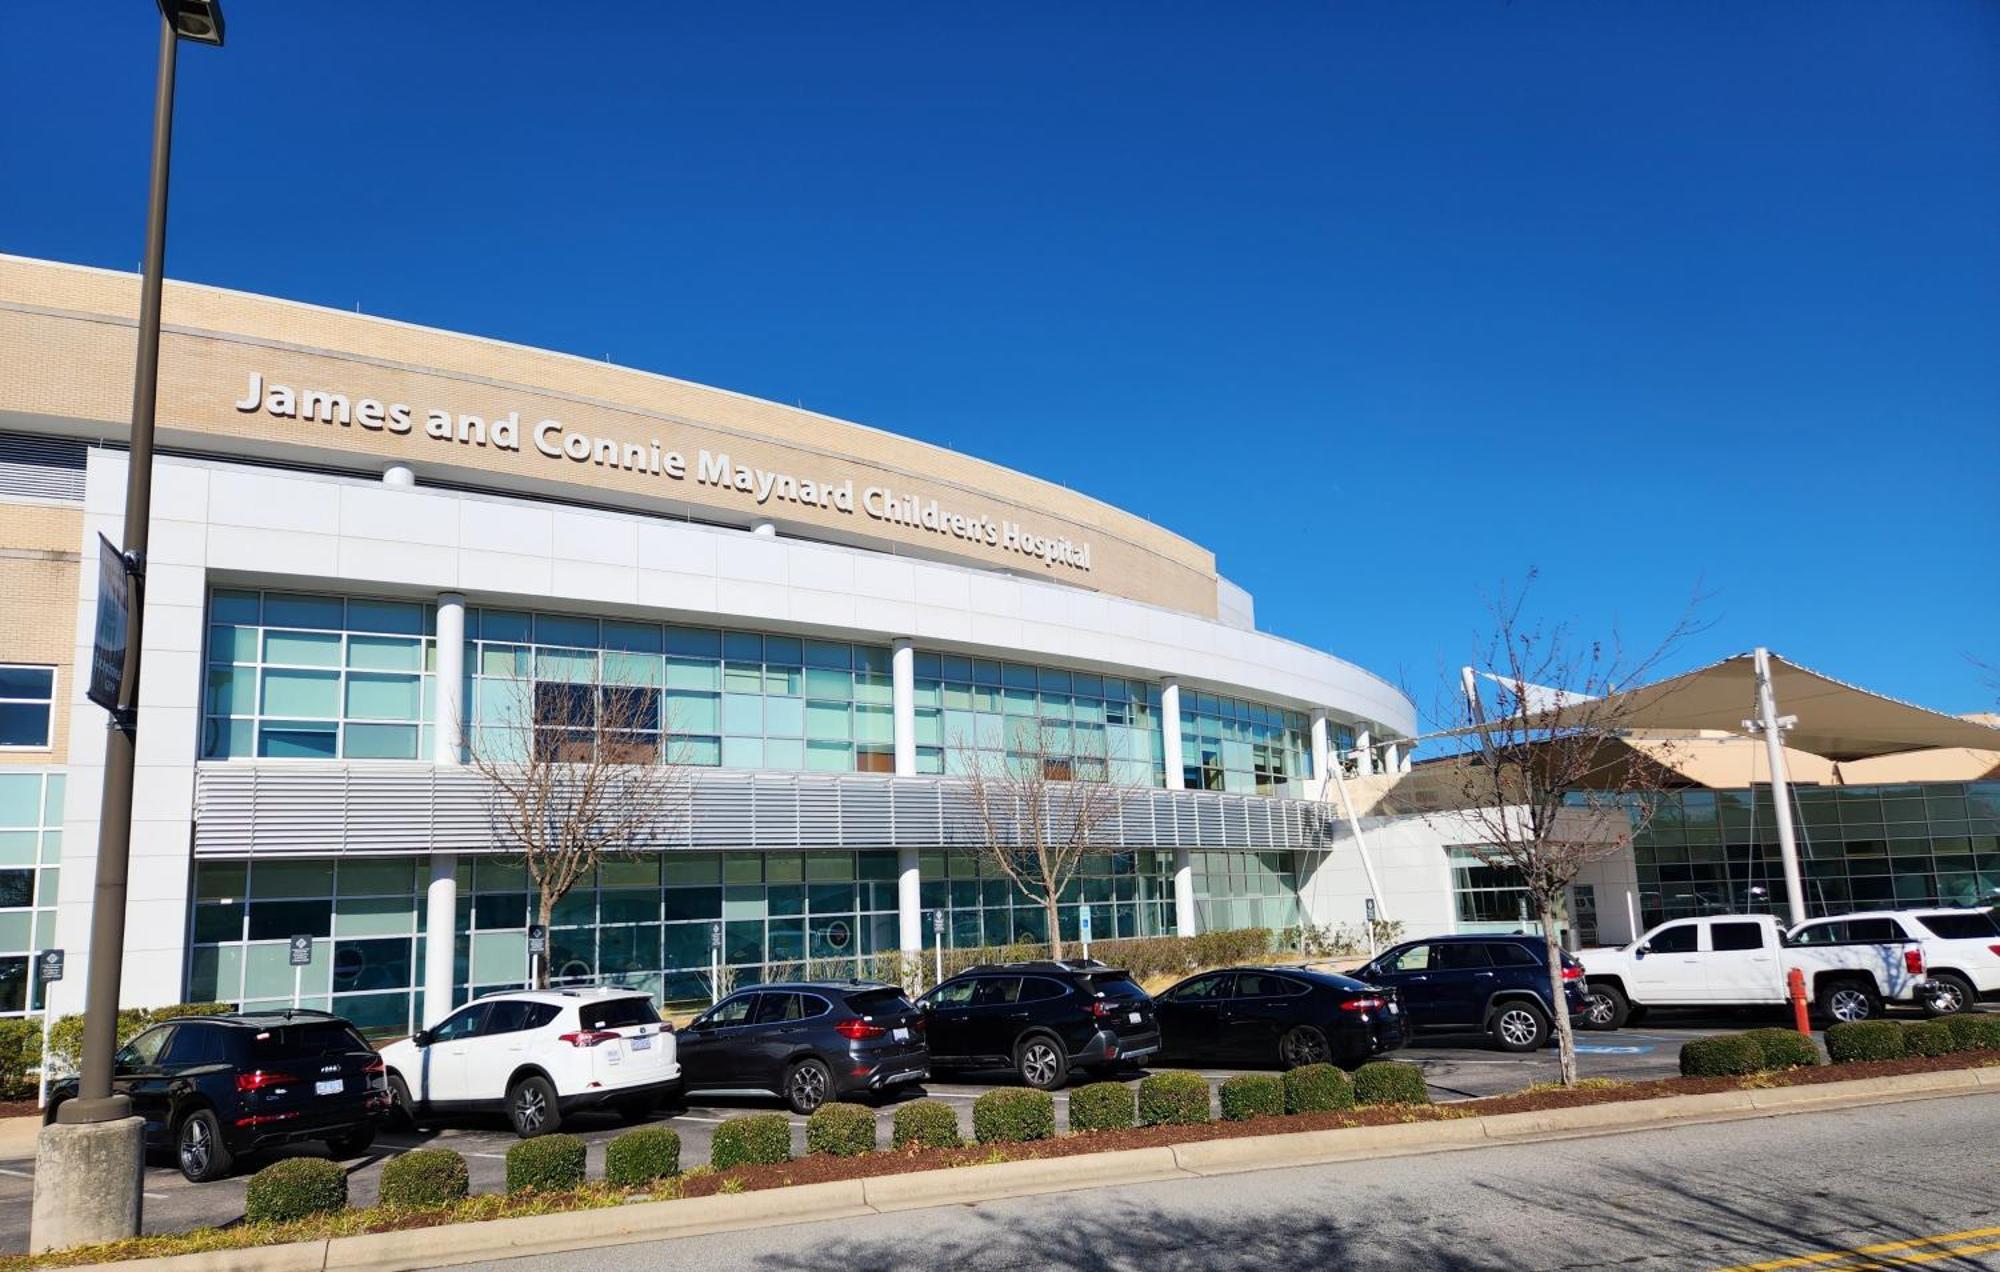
[784,1058,832,1115]
[1817,981,1880,1025]
[1279,1025,1331,1068]
[326,1124,376,1157]
[386,1074,422,1131]
[1489,1002,1548,1053]
[176,1108,233,1183]
[1580,983,1629,1031]
[1016,1035,1068,1091]
[506,1074,562,1138]
[1922,973,1974,1017]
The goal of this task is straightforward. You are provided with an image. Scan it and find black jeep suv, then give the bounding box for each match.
[45,1011,389,1182]
[918,960,1160,1089]
[1354,934,1590,1052]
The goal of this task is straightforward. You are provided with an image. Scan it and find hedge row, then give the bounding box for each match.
[931,928,1277,986]
[1824,1016,2000,1064]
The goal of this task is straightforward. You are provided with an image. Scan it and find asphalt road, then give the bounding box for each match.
[470,1092,2000,1272]
[0,1011,1895,1252]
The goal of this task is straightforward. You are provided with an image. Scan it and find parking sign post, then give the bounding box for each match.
[288,934,313,1010]
[526,925,548,989]
[35,950,63,1110]
[709,922,722,1005]
[931,909,944,988]
[1364,897,1378,961]
[1078,905,1092,961]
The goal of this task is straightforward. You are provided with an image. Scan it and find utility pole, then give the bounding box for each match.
[32,3,225,1254]
[1747,647,1808,926]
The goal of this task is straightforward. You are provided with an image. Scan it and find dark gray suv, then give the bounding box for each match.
[675,981,929,1113]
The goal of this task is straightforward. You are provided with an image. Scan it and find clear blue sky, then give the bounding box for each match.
[5,4,1995,720]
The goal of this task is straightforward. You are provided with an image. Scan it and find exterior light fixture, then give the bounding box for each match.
[157,0,226,46]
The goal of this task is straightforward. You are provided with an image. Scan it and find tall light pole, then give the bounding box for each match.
[30,2,224,1253]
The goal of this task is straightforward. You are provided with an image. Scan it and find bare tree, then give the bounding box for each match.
[466,671,691,989]
[1427,573,1702,1086]
[952,720,1138,961]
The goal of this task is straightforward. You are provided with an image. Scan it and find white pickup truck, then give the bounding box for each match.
[1577,913,1928,1029]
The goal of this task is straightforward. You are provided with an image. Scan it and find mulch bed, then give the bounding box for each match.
[666,1049,1998,1199]
[0,1101,39,1120]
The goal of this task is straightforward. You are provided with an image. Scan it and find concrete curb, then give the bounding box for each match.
[57,1067,1999,1272]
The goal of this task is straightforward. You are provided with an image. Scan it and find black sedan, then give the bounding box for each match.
[1153,966,1407,1069]
[675,981,929,1113]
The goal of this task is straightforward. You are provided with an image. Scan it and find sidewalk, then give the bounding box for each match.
[0,1116,38,1162]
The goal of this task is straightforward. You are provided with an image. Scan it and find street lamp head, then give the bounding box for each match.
[156,0,225,46]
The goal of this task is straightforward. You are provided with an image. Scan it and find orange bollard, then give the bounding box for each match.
[1788,967,1811,1036]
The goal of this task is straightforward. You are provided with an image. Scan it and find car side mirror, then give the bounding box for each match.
[411,1029,433,1048]
[1635,944,1650,959]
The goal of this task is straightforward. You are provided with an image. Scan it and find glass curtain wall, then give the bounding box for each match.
[1180,691,1314,795]
[0,770,60,1014]
[913,654,1165,786]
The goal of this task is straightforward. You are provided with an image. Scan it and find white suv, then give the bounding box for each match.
[1850,908,2000,1016]
[381,988,680,1137]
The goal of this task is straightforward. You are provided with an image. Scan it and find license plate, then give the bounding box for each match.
[1388,1002,1400,1016]
[892,1027,910,1042]
[631,1035,652,1051]
[315,1078,343,1096]
[1128,1011,1142,1024]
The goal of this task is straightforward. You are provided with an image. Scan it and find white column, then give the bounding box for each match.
[1753,647,1809,926]
[1161,678,1196,936]
[1382,741,1402,773]
[891,639,922,955]
[1353,729,1374,776]
[434,593,466,765]
[423,854,458,1027]
[1309,710,1331,788]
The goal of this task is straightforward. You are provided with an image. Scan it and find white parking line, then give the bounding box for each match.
[0,1168,32,1179]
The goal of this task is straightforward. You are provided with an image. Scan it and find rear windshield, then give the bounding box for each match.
[843,988,914,1017]
[580,997,661,1030]
[244,1021,369,1059]
[1916,912,2000,940]
[1080,971,1147,1000]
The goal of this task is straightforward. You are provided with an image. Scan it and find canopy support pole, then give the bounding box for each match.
[1749,647,1809,926]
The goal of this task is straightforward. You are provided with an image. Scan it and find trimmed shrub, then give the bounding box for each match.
[506,1134,586,1193]
[605,1127,681,1186]
[377,1149,469,1209]
[1068,1081,1136,1133]
[1824,1020,1905,1064]
[891,1100,962,1150]
[1188,928,1274,970]
[710,1114,792,1169]
[0,1020,41,1101]
[1283,1063,1356,1114]
[1218,1073,1285,1122]
[1901,1020,1956,1057]
[1942,1012,2000,1052]
[972,1089,1055,1144]
[1353,1061,1431,1106]
[1136,1071,1211,1126]
[1741,1028,1820,1071]
[1678,1035,1765,1078]
[805,1102,876,1157]
[244,1158,347,1225]
[45,1003,233,1079]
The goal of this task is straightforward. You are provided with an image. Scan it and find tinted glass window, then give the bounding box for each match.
[1486,942,1538,967]
[1647,924,1699,954]
[752,993,803,1024]
[1790,922,1841,946]
[1434,944,1492,970]
[1846,918,1906,943]
[429,1005,487,1043]
[485,1001,540,1034]
[162,1024,226,1066]
[1083,971,1147,1000]
[1234,973,1289,997]
[580,997,662,1030]
[926,980,978,1008]
[972,978,1022,1006]
[1710,922,1765,952]
[1381,945,1432,973]
[799,994,834,1019]
[247,1021,368,1058]
[1018,978,1067,1003]
[121,1026,174,1068]
[696,995,756,1028]
[1170,973,1232,1001]
[843,988,911,1016]
[1917,912,2000,940]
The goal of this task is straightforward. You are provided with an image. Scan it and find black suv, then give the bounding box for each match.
[44,1011,389,1182]
[676,981,929,1114]
[1354,935,1590,1052]
[919,960,1160,1089]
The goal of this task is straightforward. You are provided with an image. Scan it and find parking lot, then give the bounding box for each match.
[0,1011,1791,1251]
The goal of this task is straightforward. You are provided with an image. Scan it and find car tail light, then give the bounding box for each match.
[1990,944,2000,958]
[363,1058,385,1076]
[558,1030,620,1048]
[1561,965,1584,982]
[1905,949,1925,975]
[1340,997,1385,1012]
[235,1070,296,1093]
[835,1019,887,1041]
[1086,999,1119,1019]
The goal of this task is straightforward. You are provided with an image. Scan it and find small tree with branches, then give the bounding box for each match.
[466,671,691,989]
[952,720,1138,961]
[1428,574,1700,1086]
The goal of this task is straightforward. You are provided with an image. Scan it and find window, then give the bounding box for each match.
[118,1026,175,1068]
[581,997,661,1030]
[1434,944,1492,971]
[1845,917,1907,943]
[1178,689,1313,795]
[752,993,803,1024]
[1916,912,2000,940]
[1170,972,1233,1001]
[799,994,834,1019]
[695,995,755,1028]
[1018,977,1068,1003]
[972,978,1023,1006]
[429,1005,488,1043]
[162,1024,226,1067]
[1709,922,1766,952]
[926,980,978,1008]
[1789,921,1841,946]
[0,667,54,749]
[1234,972,1290,997]
[1486,942,1538,967]
[1646,924,1699,954]
[484,1001,544,1034]
[1381,944,1432,973]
